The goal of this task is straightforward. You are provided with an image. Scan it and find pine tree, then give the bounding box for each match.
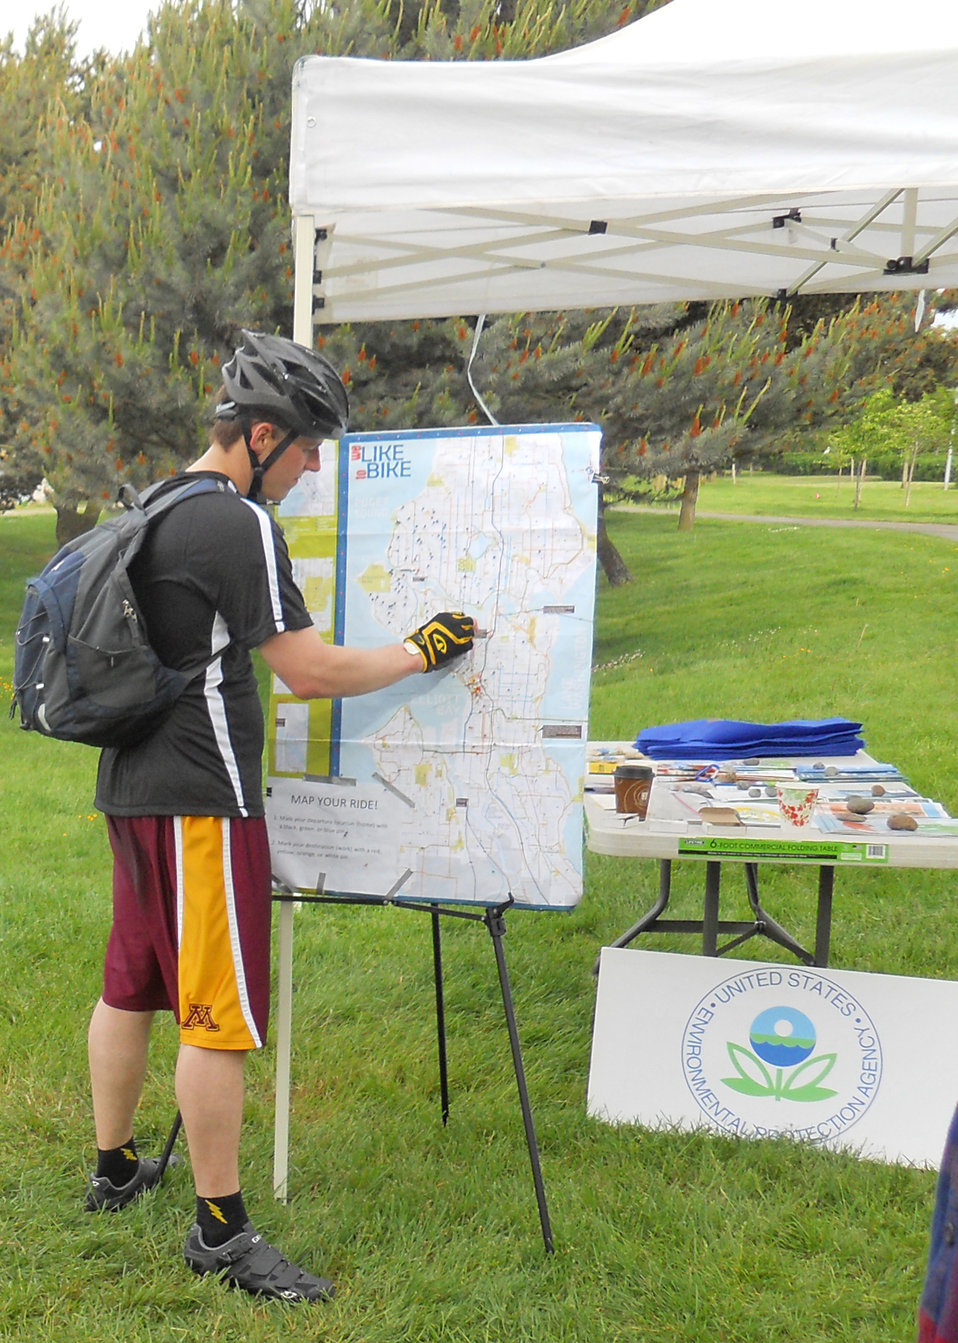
[5,0,307,540]
[2,0,661,541]
[0,14,100,514]
[4,0,957,574]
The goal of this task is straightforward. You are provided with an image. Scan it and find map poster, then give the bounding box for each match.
[266,423,600,910]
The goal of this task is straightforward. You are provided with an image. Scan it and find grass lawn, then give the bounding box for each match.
[0,502,953,1342]
[639,470,958,525]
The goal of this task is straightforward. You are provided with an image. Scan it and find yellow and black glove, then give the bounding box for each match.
[405,611,475,671]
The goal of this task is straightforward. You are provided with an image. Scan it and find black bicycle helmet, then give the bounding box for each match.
[218,330,349,439]
[217,330,350,498]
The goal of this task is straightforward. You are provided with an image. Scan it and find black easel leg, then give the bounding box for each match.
[485,905,555,1254]
[157,1110,182,1178]
[430,906,450,1125]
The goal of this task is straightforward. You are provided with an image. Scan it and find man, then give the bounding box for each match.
[919,1102,958,1341]
[85,330,474,1303]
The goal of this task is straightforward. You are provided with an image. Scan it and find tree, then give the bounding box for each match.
[294,294,958,578]
[6,0,958,574]
[4,0,306,540]
[473,296,958,535]
[2,0,665,543]
[0,13,99,516]
[829,387,954,507]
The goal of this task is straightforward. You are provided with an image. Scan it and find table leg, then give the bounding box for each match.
[610,858,672,948]
[702,862,720,955]
[594,860,673,975]
[431,907,450,1125]
[815,866,834,966]
[741,862,815,965]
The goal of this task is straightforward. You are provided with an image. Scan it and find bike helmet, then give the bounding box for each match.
[219,330,349,439]
[217,330,350,498]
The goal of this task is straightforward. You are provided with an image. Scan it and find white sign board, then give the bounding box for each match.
[266,423,599,910]
[588,948,958,1167]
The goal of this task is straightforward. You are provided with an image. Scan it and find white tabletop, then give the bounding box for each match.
[584,748,958,871]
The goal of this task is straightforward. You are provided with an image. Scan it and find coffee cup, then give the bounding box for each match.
[614,764,654,818]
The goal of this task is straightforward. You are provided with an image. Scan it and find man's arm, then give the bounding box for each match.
[258,625,422,700]
[258,611,475,700]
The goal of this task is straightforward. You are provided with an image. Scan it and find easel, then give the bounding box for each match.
[271,890,555,1254]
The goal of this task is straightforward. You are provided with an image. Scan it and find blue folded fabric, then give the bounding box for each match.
[634,717,864,761]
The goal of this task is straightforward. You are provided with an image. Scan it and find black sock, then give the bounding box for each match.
[95,1138,140,1187]
[196,1191,248,1246]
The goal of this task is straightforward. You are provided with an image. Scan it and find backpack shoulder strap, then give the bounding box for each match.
[133,475,228,519]
[125,476,234,686]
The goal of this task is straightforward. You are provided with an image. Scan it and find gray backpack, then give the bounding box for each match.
[11,476,223,748]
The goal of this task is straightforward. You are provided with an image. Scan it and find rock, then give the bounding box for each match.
[888,813,919,831]
[845,796,874,815]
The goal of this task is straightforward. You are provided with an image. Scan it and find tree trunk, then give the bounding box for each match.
[55,501,102,547]
[853,458,867,511]
[904,443,919,508]
[678,470,700,531]
[596,495,633,586]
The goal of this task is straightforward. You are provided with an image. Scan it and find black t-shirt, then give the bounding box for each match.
[95,472,312,818]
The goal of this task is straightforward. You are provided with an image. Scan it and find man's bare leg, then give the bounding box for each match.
[175,1043,244,1196]
[88,997,154,1147]
[177,1041,335,1301]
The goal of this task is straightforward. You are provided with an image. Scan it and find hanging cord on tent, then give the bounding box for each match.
[466,314,499,427]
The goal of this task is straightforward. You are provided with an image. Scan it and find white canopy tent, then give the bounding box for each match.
[288,0,958,336]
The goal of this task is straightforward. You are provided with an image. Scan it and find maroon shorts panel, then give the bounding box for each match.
[102,814,272,1048]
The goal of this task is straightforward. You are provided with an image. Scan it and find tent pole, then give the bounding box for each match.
[293,212,317,345]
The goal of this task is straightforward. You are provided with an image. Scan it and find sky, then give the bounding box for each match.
[7,0,160,59]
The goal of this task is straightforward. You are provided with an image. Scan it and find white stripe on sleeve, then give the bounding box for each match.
[240,497,286,633]
[204,612,248,816]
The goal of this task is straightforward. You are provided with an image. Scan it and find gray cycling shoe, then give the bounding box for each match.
[184,1222,335,1303]
[85,1154,181,1211]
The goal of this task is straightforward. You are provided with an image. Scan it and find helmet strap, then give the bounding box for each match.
[257,429,299,480]
[242,423,297,502]
[242,422,264,501]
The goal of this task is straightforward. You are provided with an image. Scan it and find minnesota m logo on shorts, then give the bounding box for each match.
[182,1003,220,1032]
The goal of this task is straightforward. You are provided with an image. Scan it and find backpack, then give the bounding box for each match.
[10,476,224,749]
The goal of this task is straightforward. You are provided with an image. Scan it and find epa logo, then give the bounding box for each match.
[726,1006,835,1103]
[681,969,883,1145]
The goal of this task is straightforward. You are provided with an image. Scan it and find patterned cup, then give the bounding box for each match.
[776,785,820,827]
